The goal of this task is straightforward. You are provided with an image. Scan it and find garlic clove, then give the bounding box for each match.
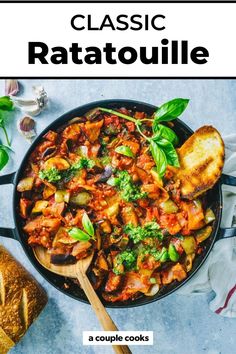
[12,86,48,116]
[17,116,36,142]
[5,80,19,96]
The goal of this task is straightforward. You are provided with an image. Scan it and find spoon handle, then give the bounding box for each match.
[76,270,132,354]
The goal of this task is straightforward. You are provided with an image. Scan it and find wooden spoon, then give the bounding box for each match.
[33,246,132,354]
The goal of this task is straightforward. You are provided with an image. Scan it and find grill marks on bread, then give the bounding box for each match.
[176,126,224,199]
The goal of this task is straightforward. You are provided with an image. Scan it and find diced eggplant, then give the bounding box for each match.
[55,190,70,203]
[85,107,102,121]
[84,119,104,143]
[105,271,123,292]
[71,241,92,257]
[50,253,76,265]
[107,137,120,148]
[95,230,102,250]
[32,200,48,214]
[43,157,70,171]
[17,177,34,192]
[96,251,109,271]
[195,226,213,243]
[160,200,178,214]
[43,130,58,143]
[100,220,112,233]
[116,235,129,250]
[121,206,138,226]
[24,216,61,234]
[19,198,32,218]
[42,146,56,159]
[69,192,91,206]
[65,139,74,152]
[89,271,104,290]
[53,227,78,246]
[145,283,160,297]
[97,166,113,183]
[185,253,195,272]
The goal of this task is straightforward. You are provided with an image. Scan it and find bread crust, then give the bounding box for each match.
[176,125,224,199]
[0,245,47,348]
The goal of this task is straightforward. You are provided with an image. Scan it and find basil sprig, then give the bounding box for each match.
[99,98,189,178]
[68,212,95,241]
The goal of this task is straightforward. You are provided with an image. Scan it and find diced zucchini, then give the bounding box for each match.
[204,208,216,224]
[181,236,197,255]
[32,200,48,214]
[55,190,70,203]
[17,177,34,192]
[104,202,120,218]
[168,244,180,262]
[160,200,178,214]
[195,226,213,243]
[193,199,202,209]
[43,185,56,199]
[69,192,91,206]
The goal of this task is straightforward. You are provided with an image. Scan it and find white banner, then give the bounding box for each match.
[83,331,153,345]
[0,2,235,77]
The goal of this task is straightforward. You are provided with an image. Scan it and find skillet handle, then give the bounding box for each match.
[0,172,16,239]
[217,173,236,240]
[0,172,15,185]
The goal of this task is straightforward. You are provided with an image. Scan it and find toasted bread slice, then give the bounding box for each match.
[176,125,224,199]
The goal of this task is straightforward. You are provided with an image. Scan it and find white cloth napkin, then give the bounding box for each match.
[177,134,236,317]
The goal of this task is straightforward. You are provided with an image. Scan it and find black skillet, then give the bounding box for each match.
[0,99,236,308]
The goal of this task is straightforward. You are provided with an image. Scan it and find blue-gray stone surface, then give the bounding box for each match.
[0,79,236,354]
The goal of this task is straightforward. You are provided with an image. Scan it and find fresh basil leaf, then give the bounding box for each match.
[0,96,14,111]
[68,227,90,241]
[153,124,179,146]
[154,98,189,123]
[115,145,134,158]
[0,147,9,171]
[156,138,180,167]
[82,212,95,238]
[150,140,167,178]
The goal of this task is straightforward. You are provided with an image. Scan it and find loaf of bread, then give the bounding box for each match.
[0,245,47,353]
